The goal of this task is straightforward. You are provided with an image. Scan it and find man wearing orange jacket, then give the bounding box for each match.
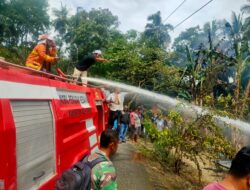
[26,34,59,72]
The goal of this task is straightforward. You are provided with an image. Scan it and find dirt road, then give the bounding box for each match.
[111,142,155,190]
[112,140,222,190]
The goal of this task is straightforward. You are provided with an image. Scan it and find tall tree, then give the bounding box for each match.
[172,26,204,67]
[0,0,50,64]
[143,11,173,49]
[92,33,181,96]
[0,0,50,47]
[52,4,70,54]
[225,12,250,115]
[241,0,250,38]
[0,0,8,44]
[53,4,69,35]
[64,8,119,62]
[241,0,250,13]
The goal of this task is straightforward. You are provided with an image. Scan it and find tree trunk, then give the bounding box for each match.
[245,80,250,99]
[234,69,241,114]
[200,80,203,107]
[191,78,197,105]
[240,80,250,118]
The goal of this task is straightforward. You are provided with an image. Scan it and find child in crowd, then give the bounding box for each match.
[119,106,130,143]
[130,108,141,142]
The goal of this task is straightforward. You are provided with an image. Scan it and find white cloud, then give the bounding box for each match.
[48,0,247,39]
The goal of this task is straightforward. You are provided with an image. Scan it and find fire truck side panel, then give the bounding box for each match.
[39,86,101,190]
[0,100,17,190]
[0,61,108,190]
[11,100,56,190]
[1,65,51,87]
[98,89,109,134]
[96,105,104,138]
[92,89,107,138]
[51,100,96,170]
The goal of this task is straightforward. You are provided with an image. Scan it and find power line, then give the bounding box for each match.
[173,0,214,30]
[163,0,187,23]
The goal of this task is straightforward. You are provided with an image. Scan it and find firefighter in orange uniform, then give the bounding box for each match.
[26,34,59,72]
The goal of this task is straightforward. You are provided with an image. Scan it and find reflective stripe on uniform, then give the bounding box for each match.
[31,50,39,56]
[26,62,42,70]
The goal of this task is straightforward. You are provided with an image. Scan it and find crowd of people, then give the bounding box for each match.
[26,34,250,190]
[99,90,250,190]
[105,88,145,143]
[150,105,172,131]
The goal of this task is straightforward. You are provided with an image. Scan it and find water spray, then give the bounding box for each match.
[84,77,250,145]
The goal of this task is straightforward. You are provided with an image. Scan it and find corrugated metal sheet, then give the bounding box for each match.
[11,101,55,190]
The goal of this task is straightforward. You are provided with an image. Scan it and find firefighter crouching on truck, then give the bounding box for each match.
[26,34,59,72]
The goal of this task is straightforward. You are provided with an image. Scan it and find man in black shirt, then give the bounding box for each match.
[73,50,109,84]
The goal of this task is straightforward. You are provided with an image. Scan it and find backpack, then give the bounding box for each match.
[55,155,107,190]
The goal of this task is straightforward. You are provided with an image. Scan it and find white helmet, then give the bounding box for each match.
[92,50,102,55]
[38,34,54,41]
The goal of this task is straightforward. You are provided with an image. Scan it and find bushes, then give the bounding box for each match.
[144,110,235,183]
[0,46,30,64]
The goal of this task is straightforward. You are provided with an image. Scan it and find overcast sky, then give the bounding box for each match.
[48,0,247,39]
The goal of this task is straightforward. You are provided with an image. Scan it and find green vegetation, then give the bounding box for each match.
[143,111,235,184]
[0,1,249,187]
[0,0,249,118]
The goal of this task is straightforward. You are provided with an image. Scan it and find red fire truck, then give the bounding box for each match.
[0,60,109,190]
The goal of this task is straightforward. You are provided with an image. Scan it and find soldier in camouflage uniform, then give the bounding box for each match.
[88,129,119,190]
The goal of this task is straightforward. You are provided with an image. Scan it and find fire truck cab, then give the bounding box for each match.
[0,60,109,190]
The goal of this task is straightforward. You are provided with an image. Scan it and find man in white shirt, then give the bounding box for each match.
[106,88,128,130]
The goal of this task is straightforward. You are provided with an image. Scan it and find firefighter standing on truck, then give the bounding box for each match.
[73,50,110,84]
[26,34,59,72]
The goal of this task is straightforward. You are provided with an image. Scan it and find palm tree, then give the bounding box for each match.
[241,0,250,39]
[144,11,173,49]
[53,4,69,35]
[225,11,250,115]
[52,4,70,54]
[242,0,250,12]
[225,12,244,41]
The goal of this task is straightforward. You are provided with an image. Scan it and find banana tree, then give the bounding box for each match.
[181,34,236,106]
[240,58,250,117]
[225,12,250,115]
[180,45,206,105]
